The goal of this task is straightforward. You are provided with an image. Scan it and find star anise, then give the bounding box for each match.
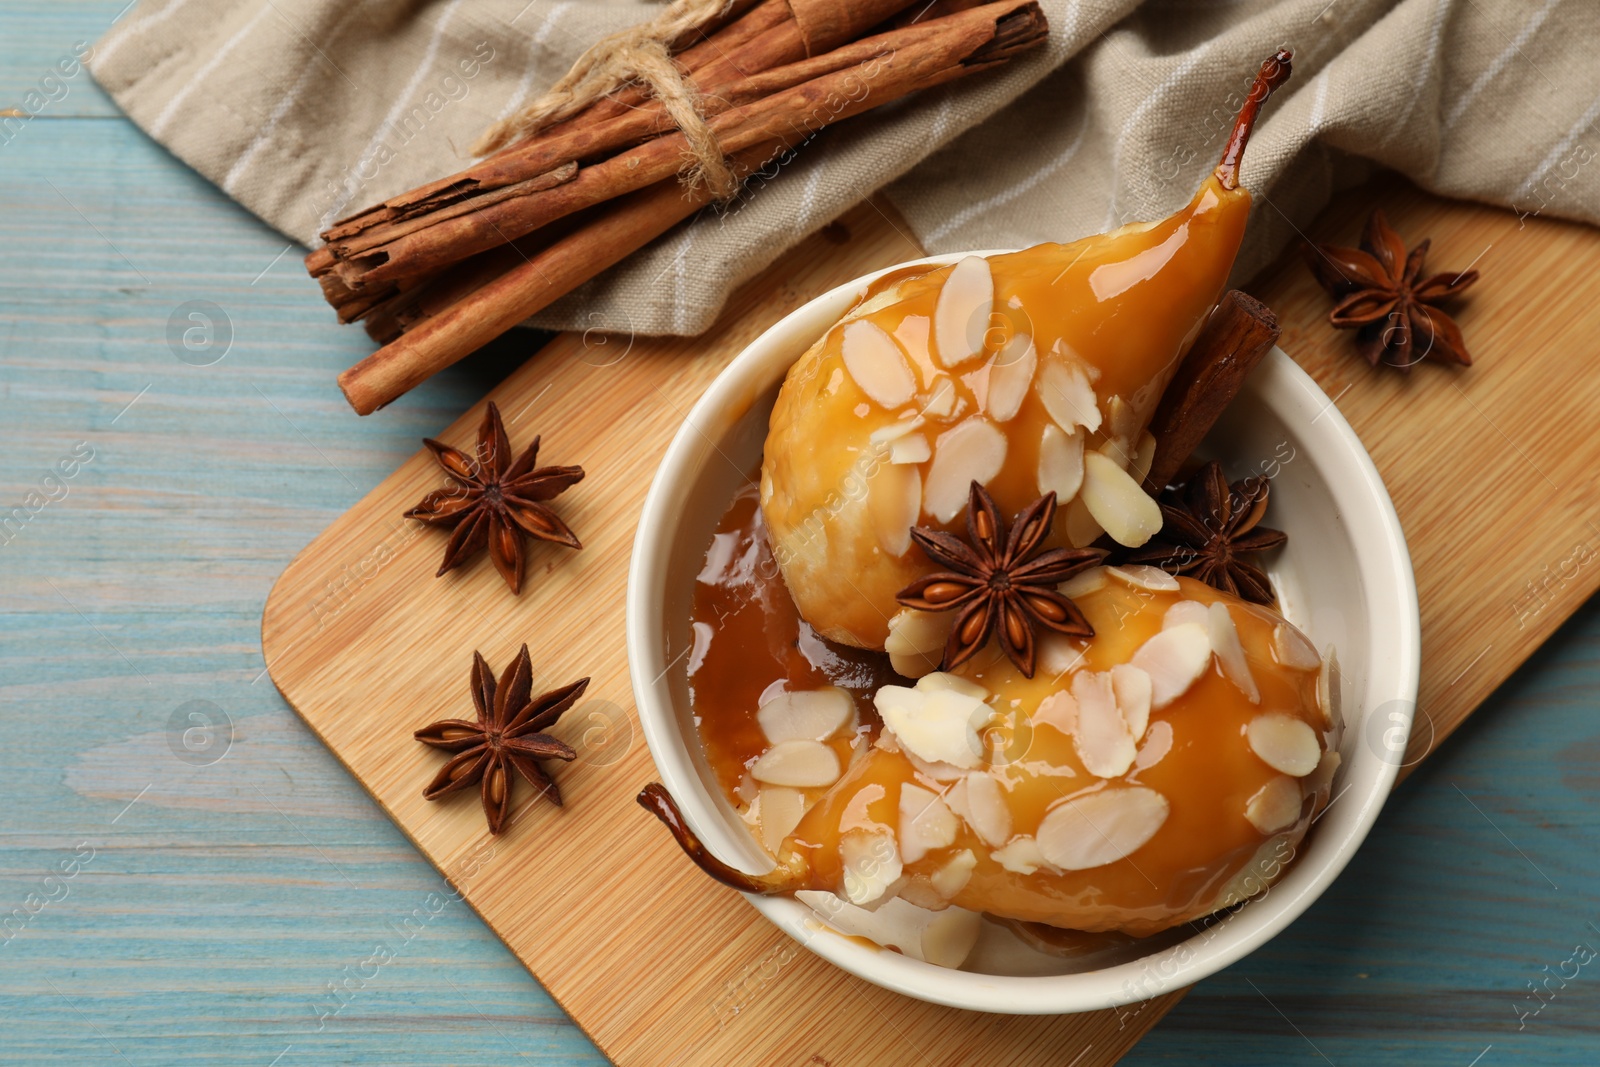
[895,482,1104,678]
[1301,208,1478,371]
[1118,461,1286,604]
[406,401,584,593]
[415,644,587,835]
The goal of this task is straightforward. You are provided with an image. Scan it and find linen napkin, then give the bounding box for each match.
[90,0,1600,335]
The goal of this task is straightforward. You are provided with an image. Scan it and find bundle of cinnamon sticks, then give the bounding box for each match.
[307,0,1050,414]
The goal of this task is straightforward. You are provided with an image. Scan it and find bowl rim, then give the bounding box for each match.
[627,250,1421,1015]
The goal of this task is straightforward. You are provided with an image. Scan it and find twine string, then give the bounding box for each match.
[472,0,739,199]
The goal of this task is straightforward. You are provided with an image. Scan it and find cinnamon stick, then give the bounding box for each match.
[317,0,916,252]
[360,209,599,342]
[360,246,525,343]
[333,2,1048,414]
[336,168,733,415]
[325,0,1046,291]
[331,1,1047,414]
[1142,290,1280,493]
[325,163,579,262]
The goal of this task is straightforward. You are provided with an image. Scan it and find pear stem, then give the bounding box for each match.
[1214,49,1293,191]
[637,782,806,895]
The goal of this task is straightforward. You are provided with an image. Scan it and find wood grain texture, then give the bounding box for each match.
[0,6,110,119]
[262,198,1183,1065]
[3,3,1597,1063]
[261,176,1600,1063]
[1247,174,1600,773]
[1,5,610,1060]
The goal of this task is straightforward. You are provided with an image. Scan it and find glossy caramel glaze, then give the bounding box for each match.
[688,479,896,801]
[761,176,1252,648]
[783,576,1335,935]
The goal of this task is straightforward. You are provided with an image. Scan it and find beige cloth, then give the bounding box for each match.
[90,0,1600,336]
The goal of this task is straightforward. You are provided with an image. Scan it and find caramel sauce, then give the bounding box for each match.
[688,479,899,800]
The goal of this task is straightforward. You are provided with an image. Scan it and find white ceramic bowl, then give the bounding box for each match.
[627,252,1421,1015]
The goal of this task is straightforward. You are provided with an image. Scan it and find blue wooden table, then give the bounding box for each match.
[2,4,1595,1063]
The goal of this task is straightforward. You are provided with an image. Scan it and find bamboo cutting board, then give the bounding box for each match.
[262,177,1600,1065]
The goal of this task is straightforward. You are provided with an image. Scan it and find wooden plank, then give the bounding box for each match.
[262,197,1191,1065]
[261,175,1600,1064]
[0,3,123,119]
[0,97,610,1066]
[1246,173,1600,774]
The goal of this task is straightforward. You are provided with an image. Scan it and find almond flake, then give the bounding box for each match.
[1111,663,1152,742]
[1244,776,1303,834]
[869,415,925,446]
[992,836,1050,875]
[933,257,994,368]
[1130,623,1213,709]
[1037,423,1085,500]
[899,783,959,864]
[868,461,921,557]
[1105,564,1180,592]
[1031,690,1076,736]
[1036,634,1085,678]
[921,907,983,968]
[1273,622,1321,670]
[923,418,1006,522]
[1070,671,1137,779]
[1246,714,1321,777]
[1064,495,1104,548]
[1058,566,1107,599]
[921,375,958,417]
[798,892,979,968]
[987,332,1036,421]
[874,684,992,770]
[960,771,1012,847]
[1052,338,1102,381]
[840,829,903,906]
[751,739,841,788]
[915,672,989,701]
[759,786,807,854]
[930,849,977,898]
[1163,600,1210,630]
[1107,394,1138,440]
[1097,438,1133,471]
[841,319,917,409]
[903,751,972,782]
[1318,647,1342,730]
[1305,749,1342,797]
[847,281,910,321]
[1133,718,1173,770]
[884,608,955,679]
[1035,787,1170,871]
[1081,451,1162,547]
[1130,432,1158,485]
[1038,359,1102,434]
[758,687,854,744]
[896,314,935,386]
[1207,602,1260,703]
[890,434,931,465]
[894,878,947,913]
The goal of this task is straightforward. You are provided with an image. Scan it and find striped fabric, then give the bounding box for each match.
[90,0,1600,336]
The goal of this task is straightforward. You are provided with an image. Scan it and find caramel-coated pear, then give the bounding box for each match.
[642,571,1339,938]
[761,51,1292,648]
